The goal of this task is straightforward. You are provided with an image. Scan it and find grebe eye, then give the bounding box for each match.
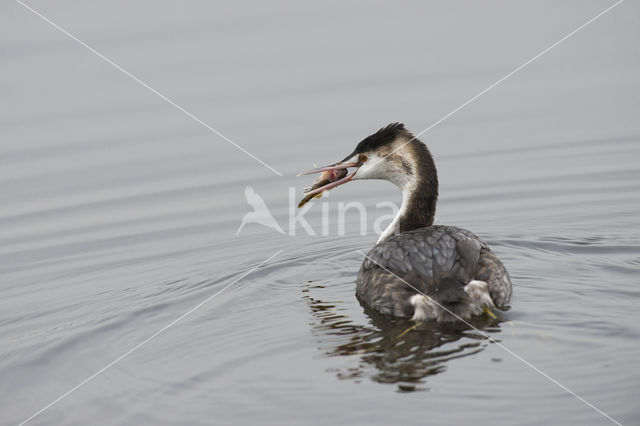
[359,154,368,162]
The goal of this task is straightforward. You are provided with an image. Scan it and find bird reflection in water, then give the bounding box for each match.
[302,282,504,392]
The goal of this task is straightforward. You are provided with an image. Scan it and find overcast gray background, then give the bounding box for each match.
[2,1,639,425]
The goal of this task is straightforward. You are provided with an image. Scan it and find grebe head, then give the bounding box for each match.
[298,123,439,240]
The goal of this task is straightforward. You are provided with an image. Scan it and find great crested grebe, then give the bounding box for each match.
[298,123,512,323]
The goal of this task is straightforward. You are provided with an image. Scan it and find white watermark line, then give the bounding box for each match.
[377,0,625,165]
[14,0,283,177]
[18,250,282,426]
[357,250,622,426]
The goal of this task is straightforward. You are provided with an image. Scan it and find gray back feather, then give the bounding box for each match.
[357,225,511,316]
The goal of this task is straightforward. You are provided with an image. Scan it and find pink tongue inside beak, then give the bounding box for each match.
[304,169,353,196]
[297,162,359,208]
[326,168,347,181]
[297,162,357,176]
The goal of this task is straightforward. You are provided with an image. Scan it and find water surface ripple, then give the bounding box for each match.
[2,2,639,425]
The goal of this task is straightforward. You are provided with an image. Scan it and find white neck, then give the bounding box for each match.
[357,142,438,244]
[377,185,412,244]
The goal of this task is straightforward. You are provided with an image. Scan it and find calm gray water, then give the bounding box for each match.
[2,1,639,425]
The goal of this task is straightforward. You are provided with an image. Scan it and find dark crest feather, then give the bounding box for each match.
[353,122,412,153]
[341,123,414,162]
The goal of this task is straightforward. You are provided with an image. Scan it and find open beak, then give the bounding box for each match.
[297,161,359,208]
